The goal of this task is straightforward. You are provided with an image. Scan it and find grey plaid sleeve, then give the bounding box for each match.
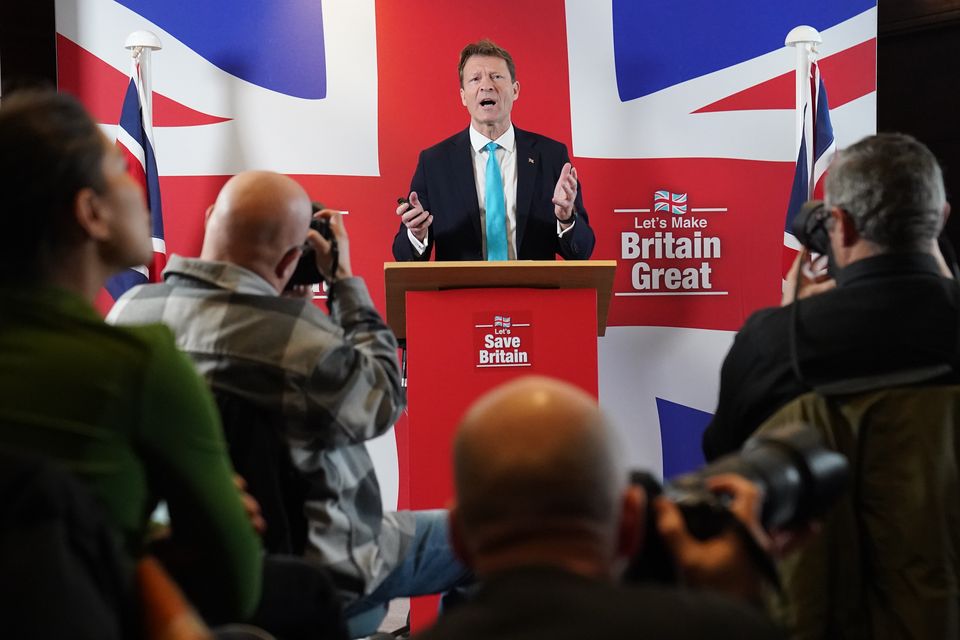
[294,277,404,445]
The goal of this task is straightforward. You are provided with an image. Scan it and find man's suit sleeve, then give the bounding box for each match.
[392,151,433,261]
[556,145,596,260]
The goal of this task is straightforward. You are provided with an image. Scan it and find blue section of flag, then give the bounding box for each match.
[116,0,327,99]
[105,269,148,300]
[814,78,835,163]
[785,123,811,234]
[612,0,875,101]
[656,397,710,479]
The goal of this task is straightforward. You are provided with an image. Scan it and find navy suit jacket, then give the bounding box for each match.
[392,127,595,261]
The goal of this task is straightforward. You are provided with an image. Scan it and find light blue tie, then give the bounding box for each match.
[484,141,508,261]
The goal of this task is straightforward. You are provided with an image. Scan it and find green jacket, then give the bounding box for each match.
[0,285,262,620]
[760,385,960,639]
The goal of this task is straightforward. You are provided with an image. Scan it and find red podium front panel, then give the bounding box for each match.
[403,286,597,627]
[405,286,598,510]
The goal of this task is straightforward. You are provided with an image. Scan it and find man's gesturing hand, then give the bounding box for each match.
[552,162,578,225]
[397,191,433,242]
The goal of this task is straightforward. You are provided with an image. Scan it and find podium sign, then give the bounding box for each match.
[405,287,599,511]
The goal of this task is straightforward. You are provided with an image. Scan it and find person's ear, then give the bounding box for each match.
[460,86,467,107]
[276,246,302,285]
[617,484,645,559]
[448,503,475,568]
[942,202,951,226]
[203,204,215,225]
[73,187,110,241]
[512,80,520,101]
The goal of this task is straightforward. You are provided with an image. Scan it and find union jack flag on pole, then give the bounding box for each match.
[105,33,166,300]
[782,27,837,279]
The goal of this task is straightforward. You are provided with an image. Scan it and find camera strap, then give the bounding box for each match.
[788,264,810,390]
[325,240,339,311]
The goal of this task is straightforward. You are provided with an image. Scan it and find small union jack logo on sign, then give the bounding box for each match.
[494,315,512,329]
[654,190,688,215]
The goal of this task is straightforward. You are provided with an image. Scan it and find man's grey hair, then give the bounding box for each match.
[824,133,946,252]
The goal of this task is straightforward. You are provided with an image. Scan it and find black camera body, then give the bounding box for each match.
[792,199,838,278]
[286,204,337,288]
[311,216,333,241]
[624,421,849,585]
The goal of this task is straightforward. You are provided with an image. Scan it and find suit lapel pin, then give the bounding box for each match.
[528,157,535,164]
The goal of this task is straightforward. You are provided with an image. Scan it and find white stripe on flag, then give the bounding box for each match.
[813,139,837,185]
[116,125,147,170]
[152,237,166,253]
[783,232,801,251]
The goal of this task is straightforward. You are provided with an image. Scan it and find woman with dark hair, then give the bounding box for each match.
[0,90,262,625]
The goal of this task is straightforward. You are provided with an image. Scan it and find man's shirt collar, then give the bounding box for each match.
[162,254,278,296]
[469,124,516,154]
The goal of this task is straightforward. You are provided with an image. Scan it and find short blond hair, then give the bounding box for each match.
[458,39,516,86]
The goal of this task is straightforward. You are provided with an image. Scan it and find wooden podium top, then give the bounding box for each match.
[384,260,616,339]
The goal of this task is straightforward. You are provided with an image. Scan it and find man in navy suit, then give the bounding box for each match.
[392,40,595,262]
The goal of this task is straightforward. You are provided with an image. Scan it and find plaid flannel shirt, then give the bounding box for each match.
[107,255,413,598]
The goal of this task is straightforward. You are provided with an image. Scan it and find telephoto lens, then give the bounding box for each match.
[666,421,849,536]
[623,422,849,585]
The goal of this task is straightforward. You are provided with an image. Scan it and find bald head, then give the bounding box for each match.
[202,171,312,291]
[454,376,627,556]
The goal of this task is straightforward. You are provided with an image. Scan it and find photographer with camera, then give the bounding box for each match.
[703,133,960,461]
[416,375,784,640]
[109,170,470,637]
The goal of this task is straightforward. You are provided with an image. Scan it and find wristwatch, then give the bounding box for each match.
[557,209,577,226]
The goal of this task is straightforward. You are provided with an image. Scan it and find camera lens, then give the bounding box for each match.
[670,421,848,531]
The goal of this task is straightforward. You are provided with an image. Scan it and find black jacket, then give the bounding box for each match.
[415,566,781,640]
[703,253,960,460]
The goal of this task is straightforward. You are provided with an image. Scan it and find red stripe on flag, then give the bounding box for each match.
[694,38,876,114]
[150,251,168,283]
[693,72,793,113]
[818,39,876,109]
[56,34,232,127]
[118,143,149,198]
[813,173,828,200]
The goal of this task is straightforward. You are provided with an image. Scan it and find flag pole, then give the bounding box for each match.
[123,30,162,150]
[785,26,822,163]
